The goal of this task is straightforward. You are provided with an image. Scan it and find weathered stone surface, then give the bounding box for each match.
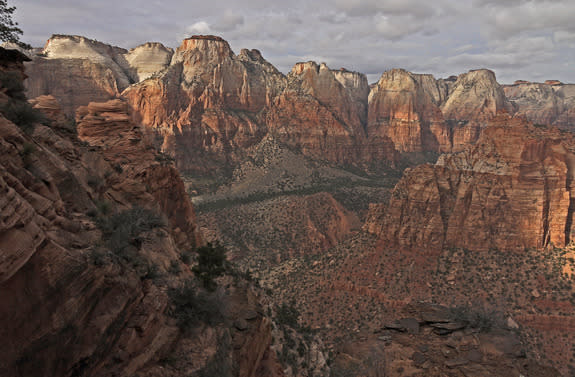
[504,81,575,131]
[121,42,173,82]
[368,68,450,153]
[441,69,512,123]
[25,35,173,116]
[24,35,527,173]
[0,61,304,376]
[365,115,575,252]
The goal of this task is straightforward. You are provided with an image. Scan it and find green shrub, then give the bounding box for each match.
[192,242,227,291]
[0,100,48,133]
[169,260,182,275]
[448,304,504,332]
[95,206,165,270]
[180,250,193,265]
[0,70,26,100]
[276,301,300,329]
[168,279,225,331]
[20,142,35,168]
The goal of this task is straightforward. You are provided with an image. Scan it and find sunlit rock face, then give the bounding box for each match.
[504,80,575,131]
[366,115,575,252]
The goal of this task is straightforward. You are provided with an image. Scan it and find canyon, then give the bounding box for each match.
[3,33,575,376]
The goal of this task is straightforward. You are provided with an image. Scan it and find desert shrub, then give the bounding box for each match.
[95,206,165,271]
[20,142,35,168]
[87,175,104,191]
[97,206,165,241]
[180,250,193,265]
[169,260,181,275]
[168,279,225,331]
[196,334,232,377]
[0,70,25,100]
[276,300,300,329]
[0,100,48,133]
[112,163,123,173]
[192,242,227,291]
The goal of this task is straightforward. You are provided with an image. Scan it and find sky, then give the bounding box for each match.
[14,0,575,84]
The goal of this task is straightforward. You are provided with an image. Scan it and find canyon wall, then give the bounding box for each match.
[365,115,575,252]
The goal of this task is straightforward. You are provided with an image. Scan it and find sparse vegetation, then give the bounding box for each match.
[91,206,166,274]
[192,242,228,291]
[447,304,505,332]
[168,279,225,331]
[276,300,300,329]
[0,0,30,49]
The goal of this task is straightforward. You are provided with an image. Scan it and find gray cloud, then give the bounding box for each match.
[12,0,575,84]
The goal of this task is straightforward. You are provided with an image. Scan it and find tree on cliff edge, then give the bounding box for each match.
[0,0,30,49]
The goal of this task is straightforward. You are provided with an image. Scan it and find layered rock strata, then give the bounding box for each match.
[504,80,575,130]
[25,35,173,115]
[365,115,575,252]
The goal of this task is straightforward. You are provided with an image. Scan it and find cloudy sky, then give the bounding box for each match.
[15,0,575,84]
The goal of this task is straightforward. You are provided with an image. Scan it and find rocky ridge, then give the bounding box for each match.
[25,35,174,115]
[23,35,535,174]
[504,80,575,130]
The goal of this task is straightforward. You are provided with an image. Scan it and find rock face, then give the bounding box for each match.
[122,42,173,82]
[368,69,450,153]
[504,81,575,130]
[124,35,286,174]
[441,69,512,123]
[368,68,513,155]
[24,35,549,175]
[265,62,392,166]
[25,35,173,116]
[365,115,575,252]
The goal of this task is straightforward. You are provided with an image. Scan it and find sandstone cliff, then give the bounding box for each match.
[368,68,513,155]
[25,35,173,116]
[365,115,575,252]
[368,68,450,153]
[124,35,286,174]
[265,62,396,166]
[24,35,525,173]
[504,80,575,130]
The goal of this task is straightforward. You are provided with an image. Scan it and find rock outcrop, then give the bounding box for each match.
[23,35,525,173]
[365,115,575,252]
[24,35,173,116]
[265,62,395,165]
[367,68,513,155]
[368,68,450,153]
[124,35,286,174]
[504,81,575,130]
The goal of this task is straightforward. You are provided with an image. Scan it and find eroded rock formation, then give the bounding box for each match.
[24,35,527,173]
[368,68,449,153]
[365,115,575,252]
[25,35,173,116]
[504,80,575,130]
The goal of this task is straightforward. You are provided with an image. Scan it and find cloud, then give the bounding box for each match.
[186,21,211,35]
[476,0,575,39]
[12,0,575,84]
[213,10,244,32]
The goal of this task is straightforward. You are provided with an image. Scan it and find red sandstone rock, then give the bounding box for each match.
[365,115,575,252]
[368,68,450,153]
